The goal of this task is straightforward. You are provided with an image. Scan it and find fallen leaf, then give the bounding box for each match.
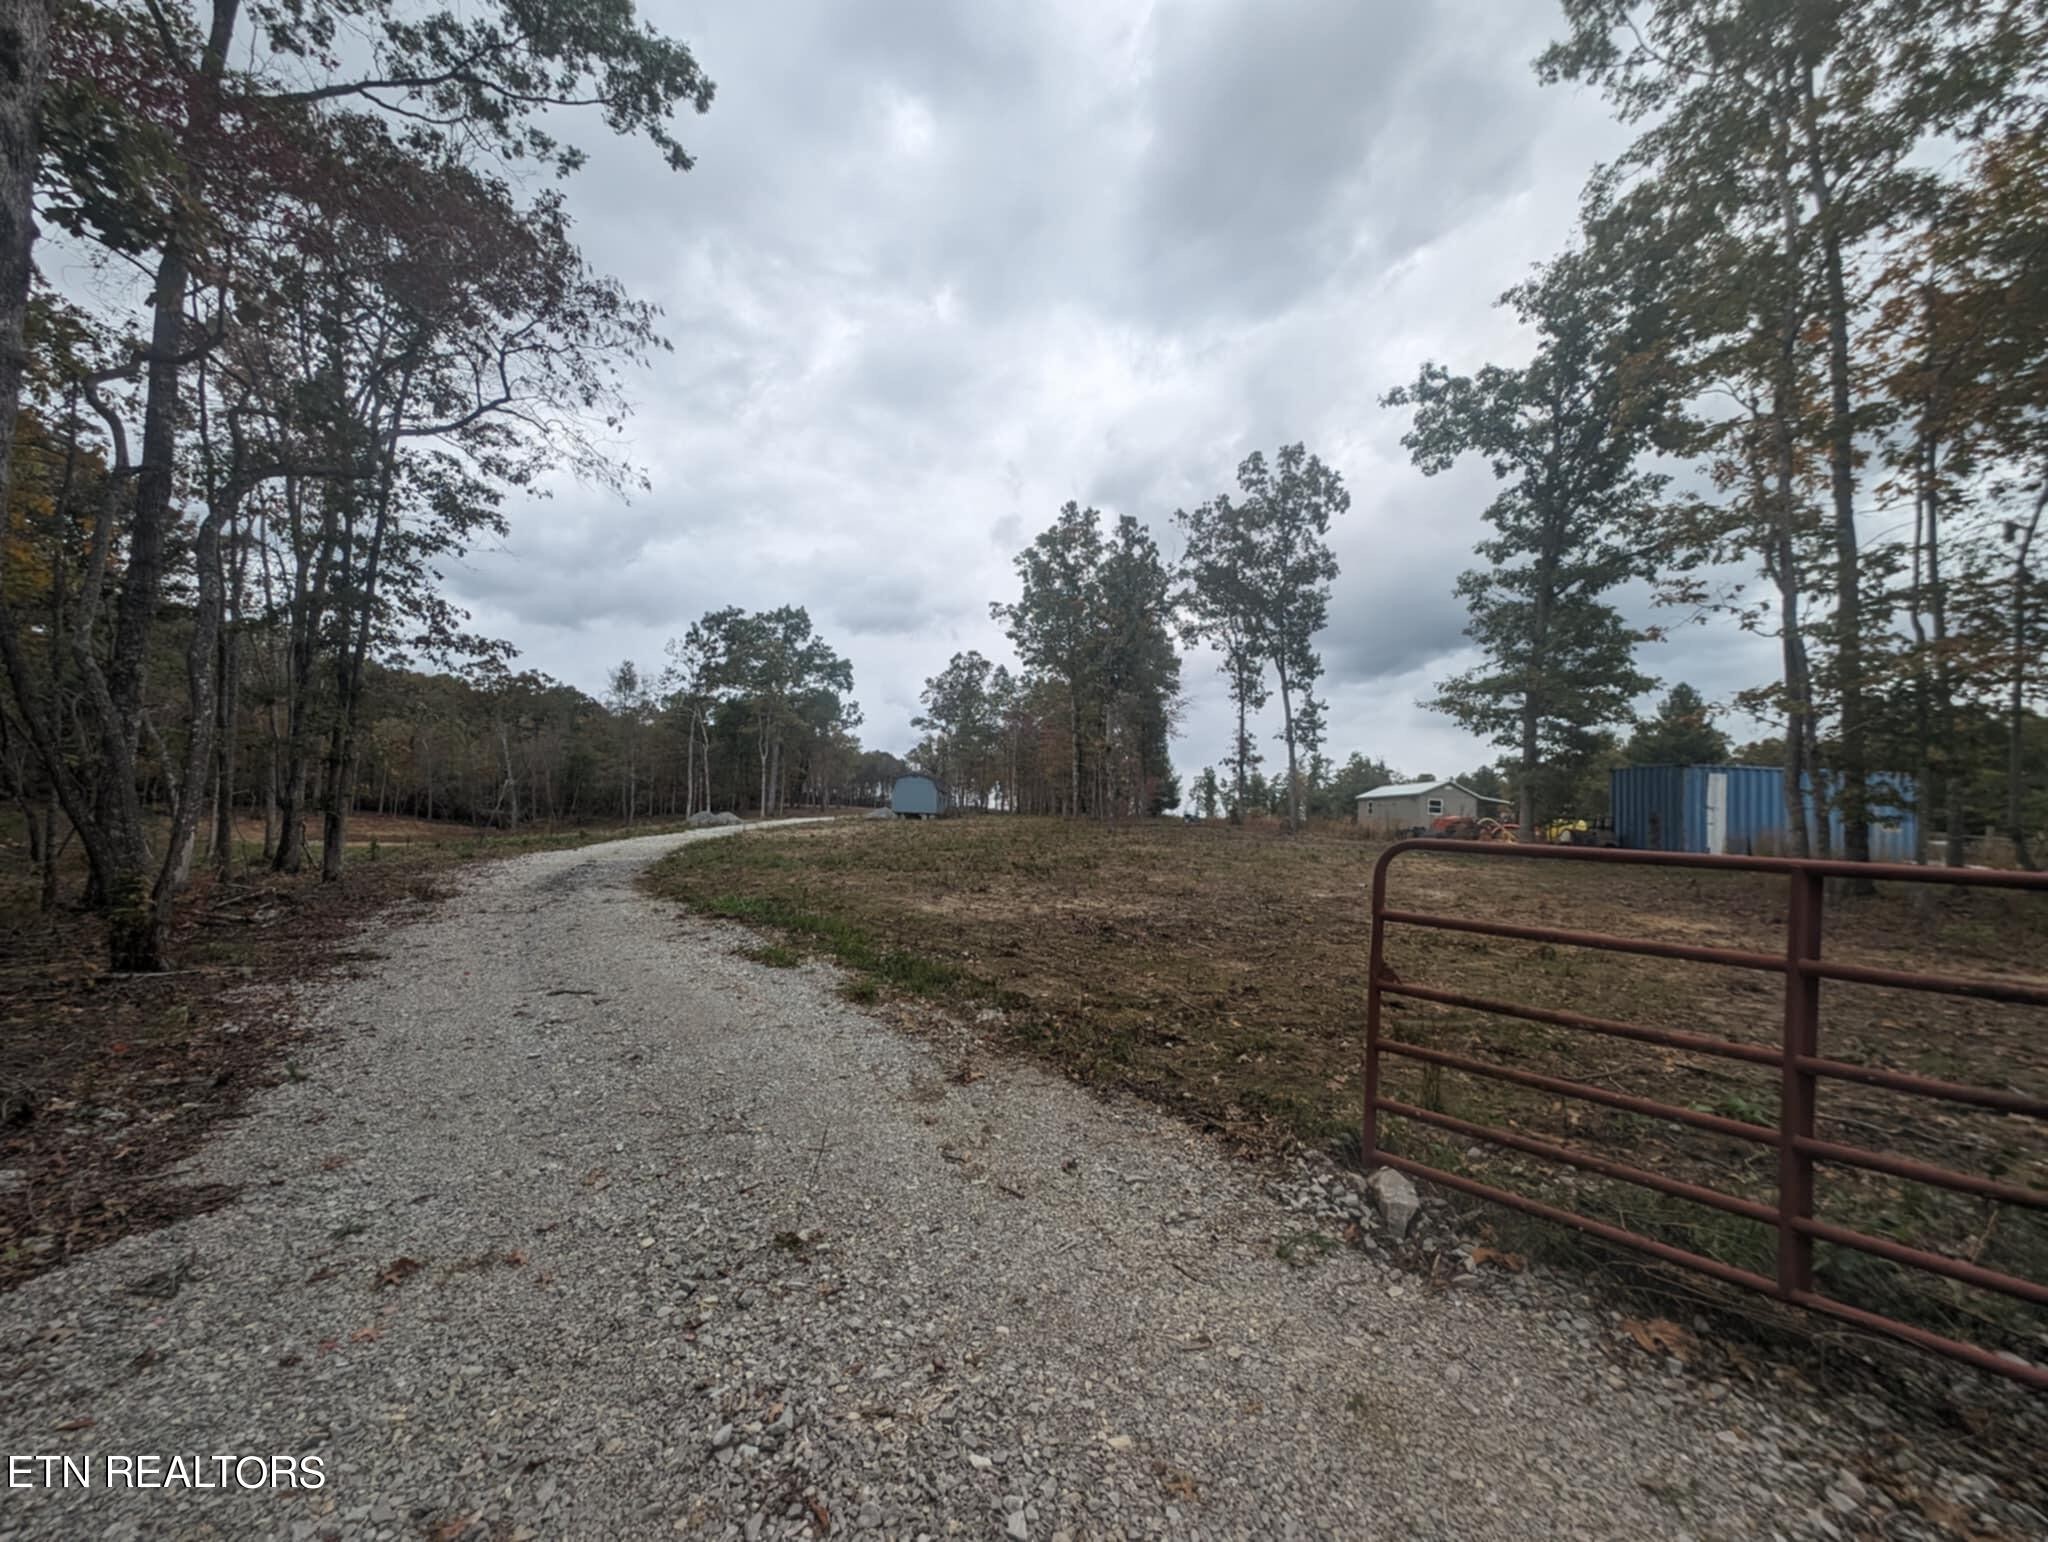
[349,1325,383,1344]
[1621,1316,1694,1362]
[1913,1492,1972,1534]
[374,1256,422,1289]
[52,1416,95,1432]
[1469,1246,1526,1274]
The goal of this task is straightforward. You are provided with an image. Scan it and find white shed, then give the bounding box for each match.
[1354,779,1485,832]
[890,774,942,818]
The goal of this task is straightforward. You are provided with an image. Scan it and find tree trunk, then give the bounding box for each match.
[38,799,56,912]
[103,1,245,967]
[1799,65,1869,872]
[1518,700,1538,835]
[133,505,228,966]
[0,0,54,656]
[0,1,137,918]
[1274,660,1300,834]
[1922,444,1964,867]
[1067,680,1080,818]
[684,710,696,818]
[2008,486,2044,869]
[0,0,54,495]
[212,512,245,876]
[319,718,347,882]
[1231,675,1249,826]
[1765,94,1815,862]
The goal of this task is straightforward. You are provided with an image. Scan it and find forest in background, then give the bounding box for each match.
[2,2,2048,979]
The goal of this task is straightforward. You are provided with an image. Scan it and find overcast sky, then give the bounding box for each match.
[444,0,1784,785]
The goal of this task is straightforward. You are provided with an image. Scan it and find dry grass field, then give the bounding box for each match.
[650,814,2048,1360]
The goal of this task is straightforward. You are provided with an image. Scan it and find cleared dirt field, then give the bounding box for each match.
[649,815,2048,1362]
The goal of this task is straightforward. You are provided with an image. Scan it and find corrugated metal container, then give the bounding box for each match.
[1841,772,1919,862]
[1609,765,1918,857]
[1609,763,1689,851]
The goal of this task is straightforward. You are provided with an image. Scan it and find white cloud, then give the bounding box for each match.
[445,0,1782,775]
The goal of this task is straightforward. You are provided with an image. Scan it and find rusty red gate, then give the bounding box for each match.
[1363,838,2048,1387]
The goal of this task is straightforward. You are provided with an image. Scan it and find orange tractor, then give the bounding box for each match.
[1428,814,1516,841]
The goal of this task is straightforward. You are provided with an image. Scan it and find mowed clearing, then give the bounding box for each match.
[650,816,2048,1362]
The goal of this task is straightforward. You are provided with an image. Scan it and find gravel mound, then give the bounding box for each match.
[0,826,2034,1540]
[687,810,745,829]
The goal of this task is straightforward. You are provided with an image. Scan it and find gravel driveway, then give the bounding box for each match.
[0,828,1910,1539]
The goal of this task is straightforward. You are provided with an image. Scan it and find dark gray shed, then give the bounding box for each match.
[890,774,941,818]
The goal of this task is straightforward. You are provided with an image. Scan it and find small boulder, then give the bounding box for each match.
[1366,1167,1421,1240]
[686,810,744,829]
[865,807,898,820]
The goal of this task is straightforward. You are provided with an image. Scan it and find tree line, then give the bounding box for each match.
[1389,1,2048,865]
[0,0,720,968]
[325,607,879,836]
[910,446,1350,828]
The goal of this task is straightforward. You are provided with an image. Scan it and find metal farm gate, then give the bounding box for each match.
[1363,838,2048,1387]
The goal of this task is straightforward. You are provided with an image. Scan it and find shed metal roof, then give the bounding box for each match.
[1356,780,1509,804]
[1357,779,1465,800]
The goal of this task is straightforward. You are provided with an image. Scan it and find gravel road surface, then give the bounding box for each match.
[0,828,1962,1539]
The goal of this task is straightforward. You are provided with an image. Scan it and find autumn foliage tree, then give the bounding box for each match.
[0,0,715,967]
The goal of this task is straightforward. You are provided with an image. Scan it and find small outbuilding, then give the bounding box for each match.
[889,774,942,818]
[1355,779,1488,833]
[1609,764,1918,858]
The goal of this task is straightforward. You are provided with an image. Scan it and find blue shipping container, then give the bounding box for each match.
[1609,765,1918,859]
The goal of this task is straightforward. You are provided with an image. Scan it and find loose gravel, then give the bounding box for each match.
[1,828,2037,1540]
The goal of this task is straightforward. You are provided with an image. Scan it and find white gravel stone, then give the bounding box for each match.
[1367,1166,1422,1238]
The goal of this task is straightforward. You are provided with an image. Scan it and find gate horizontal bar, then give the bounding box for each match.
[1793,1216,2048,1306]
[1377,836,2048,889]
[1790,1055,2048,1117]
[1379,908,1785,973]
[1380,1038,1781,1145]
[1367,1159,2048,1392]
[1366,1149,1779,1294]
[1365,838,2048,1388]
[1793,1135,2048,1209]
[1799,956,2048,1009]
[1379,1097,1779,1223]
[1382,979,1783,1066]
[1785,1290,2047,1390]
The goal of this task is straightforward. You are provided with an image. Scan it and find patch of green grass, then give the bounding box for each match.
[1699,1091,1773,1126]
[1275,1229,1338,1267]
[693,891,975,1002]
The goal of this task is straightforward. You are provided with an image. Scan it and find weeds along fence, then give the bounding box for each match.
[1363,838,2047,1388]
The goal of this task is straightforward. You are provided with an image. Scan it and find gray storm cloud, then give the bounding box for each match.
[448,0,1781,776]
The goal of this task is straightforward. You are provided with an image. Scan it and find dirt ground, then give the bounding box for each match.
[649,815,2048,1364]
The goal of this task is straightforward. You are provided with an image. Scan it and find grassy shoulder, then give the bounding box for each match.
[0,812,708,1290]
[648,814,2048,1363]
